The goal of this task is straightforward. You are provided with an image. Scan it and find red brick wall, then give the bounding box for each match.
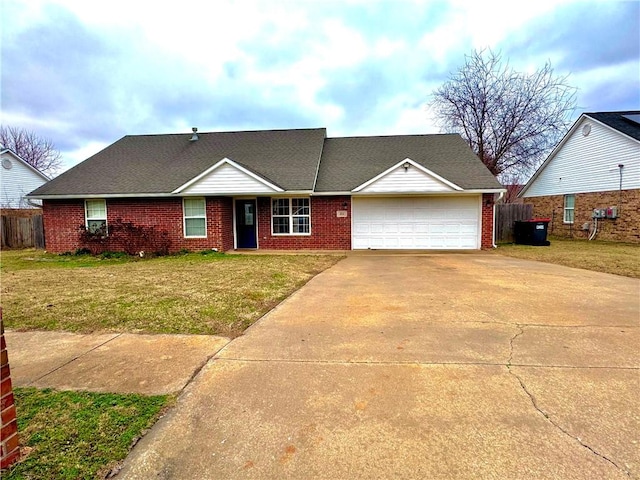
[1,309,20,470]
[42,200,85,252]
[43,194,497,252]
[523,189,640,243]
[43,197,234,253]
[257,196,351,250]
[481,193,495,250]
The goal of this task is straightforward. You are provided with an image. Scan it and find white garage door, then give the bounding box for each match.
[352,196,480,249]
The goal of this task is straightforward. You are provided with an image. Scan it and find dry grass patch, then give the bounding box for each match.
[495,237,639,278]
[1,250,343,337]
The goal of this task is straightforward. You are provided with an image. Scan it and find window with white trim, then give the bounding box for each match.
[183,197,207,237]
[85,199,107,234]
[563,194,575,223]
[272,198,310,235]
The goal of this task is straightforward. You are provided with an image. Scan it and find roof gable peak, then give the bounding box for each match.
[173,158,284,195]
[353,158,463,193]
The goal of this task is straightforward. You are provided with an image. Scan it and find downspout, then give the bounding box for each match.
[492,192,504,248]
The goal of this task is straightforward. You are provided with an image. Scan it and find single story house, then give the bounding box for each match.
[519,111,640,242]
[28,128,504,253]
[1,148,49,210]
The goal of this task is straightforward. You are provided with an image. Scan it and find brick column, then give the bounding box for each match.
[481,193,495,249]
[1,308,20,470]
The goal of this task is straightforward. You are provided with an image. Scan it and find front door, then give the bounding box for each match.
[235,199,257,248]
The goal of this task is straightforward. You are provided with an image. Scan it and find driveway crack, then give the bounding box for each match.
[507,366,632,478]
[507,324,524,366]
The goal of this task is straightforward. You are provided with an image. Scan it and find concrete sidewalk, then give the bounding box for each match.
[5,331,229,395]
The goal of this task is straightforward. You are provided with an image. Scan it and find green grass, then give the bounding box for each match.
[496,236,640,278]
[1,249,343,337]
[4,388,172,480]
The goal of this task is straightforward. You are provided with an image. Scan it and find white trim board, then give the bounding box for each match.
[352,158,463,193]
[173,158,284,195]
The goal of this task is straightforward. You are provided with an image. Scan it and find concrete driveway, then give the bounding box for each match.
[118,254,639,479]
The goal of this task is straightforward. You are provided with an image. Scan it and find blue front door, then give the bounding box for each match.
[235,199,257,248]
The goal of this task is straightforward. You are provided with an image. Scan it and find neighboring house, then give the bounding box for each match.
[520,111,640,243]
[28,128,504,253]
[0,148,49,209]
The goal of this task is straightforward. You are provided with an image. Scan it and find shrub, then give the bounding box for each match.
[78,219,171,256]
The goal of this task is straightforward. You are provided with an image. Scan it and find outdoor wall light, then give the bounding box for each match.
[403,162,410,171]
[342,202,348,209]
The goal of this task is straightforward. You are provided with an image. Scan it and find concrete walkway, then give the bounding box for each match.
[6,331,229,395]
[115,254,639,479]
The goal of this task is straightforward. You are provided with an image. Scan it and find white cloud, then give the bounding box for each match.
[60,140,109,170]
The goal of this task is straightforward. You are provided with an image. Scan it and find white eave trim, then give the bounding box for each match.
[352,158,464,192]
[350,189,504,196]
[28,190,317,200]
[27,193,175,200]
[171,157,284,194]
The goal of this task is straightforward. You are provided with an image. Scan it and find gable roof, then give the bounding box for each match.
[585,111,640,141]
[29,128,502,198]
[30,128,326,196]
[1,148,50,181]
[519,110,640,197]
[315,134,501,192]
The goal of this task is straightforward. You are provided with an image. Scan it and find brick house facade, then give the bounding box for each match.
[31,129,503,253]
[41,193,497,253]
[520,111,639,243]
[523,189,640,243]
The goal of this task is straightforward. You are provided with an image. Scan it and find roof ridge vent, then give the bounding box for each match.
[190,127,199,142]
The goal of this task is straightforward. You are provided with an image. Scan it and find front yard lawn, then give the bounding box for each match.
[496,237,639,278]
[1,250,342,337]
[4,388,172,480]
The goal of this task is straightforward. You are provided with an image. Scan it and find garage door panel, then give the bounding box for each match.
[352,196,480,250]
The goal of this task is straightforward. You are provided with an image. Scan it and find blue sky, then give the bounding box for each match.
[1,0,639,172]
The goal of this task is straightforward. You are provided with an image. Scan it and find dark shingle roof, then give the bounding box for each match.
[31,128,326,196]
[586,111,640,141]
[31,128,502,196]
[315,133,501,191]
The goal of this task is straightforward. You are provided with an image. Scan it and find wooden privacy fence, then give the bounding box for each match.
[1,214,45,249]
[495,204,533,243]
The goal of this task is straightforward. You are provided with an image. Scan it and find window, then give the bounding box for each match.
[563,194,575,223]
[85,199,107,234]
[272,198,310,235]
[183,197,207,237]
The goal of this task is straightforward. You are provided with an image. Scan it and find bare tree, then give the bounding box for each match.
[0,125,62,176]
[429,49,577,178]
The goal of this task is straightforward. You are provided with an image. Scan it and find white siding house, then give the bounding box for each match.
[0,149,50,209]
[520,111,640,243]
[521,115,640,197]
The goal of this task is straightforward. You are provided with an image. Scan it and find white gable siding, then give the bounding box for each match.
[358,165,455,193]
[0,152,47,208]
[180,162,278,195]
[524,118,640,197]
